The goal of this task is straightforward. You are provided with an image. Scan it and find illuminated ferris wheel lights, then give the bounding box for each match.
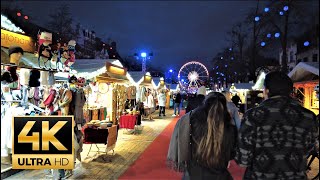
[189,73,198,81]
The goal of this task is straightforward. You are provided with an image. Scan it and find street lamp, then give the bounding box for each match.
[134,51,153,73]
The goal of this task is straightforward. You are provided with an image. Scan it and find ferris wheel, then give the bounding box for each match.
[178,61,209,92]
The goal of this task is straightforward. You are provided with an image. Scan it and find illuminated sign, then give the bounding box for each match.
[12,116,74,169]
[1,29,35,53]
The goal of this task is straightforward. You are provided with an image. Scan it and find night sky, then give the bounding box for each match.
[2,1,318,71]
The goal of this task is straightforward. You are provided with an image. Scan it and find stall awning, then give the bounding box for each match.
[288,62,319,82]
[127,71,145,84]
[97,71,128,83]
[127,71,155,87]
[55,59,126,80]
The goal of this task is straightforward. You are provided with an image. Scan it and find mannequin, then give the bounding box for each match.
[37,32,53,68]
[8,46,23,65]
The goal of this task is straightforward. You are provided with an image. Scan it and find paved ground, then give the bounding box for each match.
[4,108,319,180]
[5,109,177,180]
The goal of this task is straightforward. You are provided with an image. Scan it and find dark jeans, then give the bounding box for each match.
[174,103,180,115]
[159,106,166,116]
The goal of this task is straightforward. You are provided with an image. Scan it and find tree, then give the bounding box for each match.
[227,22,248,62]
[254,0,314,74]
[47,4,77,42]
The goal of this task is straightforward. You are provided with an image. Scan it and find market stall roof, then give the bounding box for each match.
[127,71,145,84]
[234,83,254,90]
[72,59,123,73]
[151,77,165,89]
[54,59,127,82]
[288,62,319,82]
[127,71,154,87]
[170,84,179,91]
[152,77,161,86]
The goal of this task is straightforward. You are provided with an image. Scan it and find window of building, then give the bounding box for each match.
[312,54,318,62]
[303,57,308,62]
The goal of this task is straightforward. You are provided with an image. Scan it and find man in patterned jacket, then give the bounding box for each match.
[235,71,318,180]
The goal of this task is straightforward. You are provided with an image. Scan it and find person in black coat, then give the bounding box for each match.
[186,86,206,113]
[173,90,182,116]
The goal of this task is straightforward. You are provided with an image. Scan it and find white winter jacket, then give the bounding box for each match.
[158,93,166,107]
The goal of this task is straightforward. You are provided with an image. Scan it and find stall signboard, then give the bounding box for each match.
[1,29,35,53]
[12,116,74,169]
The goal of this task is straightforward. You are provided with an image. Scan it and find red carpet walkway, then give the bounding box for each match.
[119,115,245,180]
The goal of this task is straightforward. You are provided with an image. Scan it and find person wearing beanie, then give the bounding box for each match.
[8,46,24,65]
[235,71,318,179]
[186,86,206,113]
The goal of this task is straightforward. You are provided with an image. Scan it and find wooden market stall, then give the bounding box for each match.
[55,59,130,124]
[127,71,157,119]
[229,83,257,113]
[289,62,319,115]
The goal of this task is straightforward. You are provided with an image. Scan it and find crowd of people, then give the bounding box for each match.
[167,71,319,180]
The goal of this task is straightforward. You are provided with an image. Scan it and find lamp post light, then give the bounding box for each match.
[134,51,153,73]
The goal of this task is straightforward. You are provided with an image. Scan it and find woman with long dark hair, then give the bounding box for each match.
[167,92,237,179]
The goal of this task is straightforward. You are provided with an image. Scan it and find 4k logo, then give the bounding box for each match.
[12,116,74,169]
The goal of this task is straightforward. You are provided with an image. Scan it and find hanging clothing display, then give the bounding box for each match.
[73,88,86,125]
[89,82,99,105]
[43,88,57,113]
[19,68,30,86]
[29,69,40,87]
[140,86,147,102]
[59,88,73,115]
[127,86,136,100]
[48,71,55,86]
[40,71,49,86]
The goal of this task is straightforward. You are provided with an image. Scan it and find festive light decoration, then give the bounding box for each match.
[264,7,270,12]
[261,41,266,46]
[55,60,124,81]
[1,14,25,33]
[255,16,260,22]
[304,41,310,46]
[283,6,289,11]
